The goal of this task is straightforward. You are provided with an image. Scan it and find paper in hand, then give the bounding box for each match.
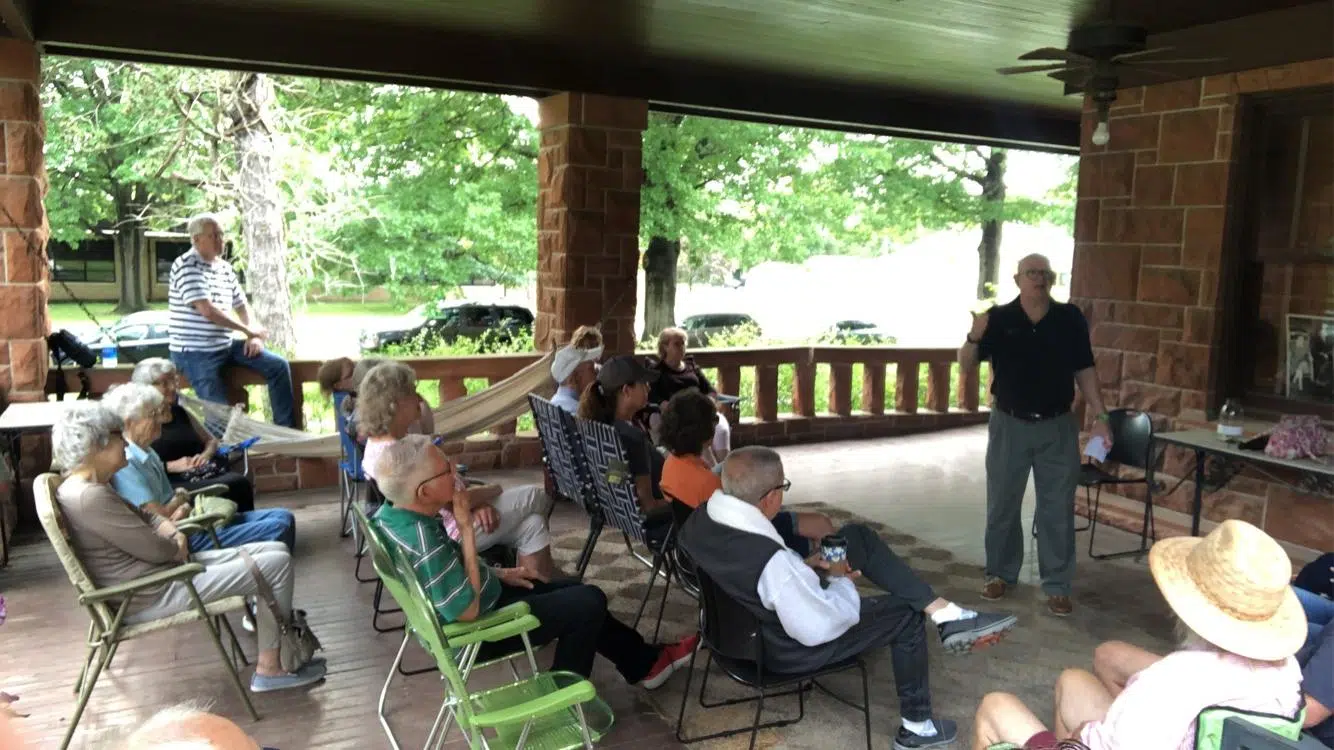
[1084,436,1110,463]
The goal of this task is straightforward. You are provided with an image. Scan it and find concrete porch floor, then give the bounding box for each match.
[0,425,1204,748]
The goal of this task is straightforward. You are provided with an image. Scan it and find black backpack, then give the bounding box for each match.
[46,329,96,400]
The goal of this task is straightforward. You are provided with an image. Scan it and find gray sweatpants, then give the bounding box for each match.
[126,541,293,651]
[984,410,1080,596]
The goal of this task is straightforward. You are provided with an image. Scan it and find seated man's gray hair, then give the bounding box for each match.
[51,401,123,472]
[102,383,165,423]
[109,701,251,749]
[186,213,222,239]
[130,357,177,386]
[720,446,785,505]
[374,434,438,505]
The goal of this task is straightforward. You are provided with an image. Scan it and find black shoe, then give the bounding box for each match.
[938,611,1017,654]
[893,718,958,749]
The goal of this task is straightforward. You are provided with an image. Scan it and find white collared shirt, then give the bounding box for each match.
[705,491,861,647]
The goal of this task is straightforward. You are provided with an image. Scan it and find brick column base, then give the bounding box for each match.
[535,93,647,355]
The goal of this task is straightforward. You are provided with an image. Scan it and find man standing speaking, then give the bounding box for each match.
[958,253,1112,617]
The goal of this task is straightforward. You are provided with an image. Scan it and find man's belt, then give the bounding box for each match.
[995,405,1069,422]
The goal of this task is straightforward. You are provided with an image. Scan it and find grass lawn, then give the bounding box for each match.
[47,300,404,327]
[298,301,405,317]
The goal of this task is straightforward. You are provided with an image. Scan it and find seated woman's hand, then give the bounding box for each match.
[473,505,501,534]
[165,457,194,473]
[496,566,548,589]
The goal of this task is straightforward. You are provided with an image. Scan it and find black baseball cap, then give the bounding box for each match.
[597,355,659,390]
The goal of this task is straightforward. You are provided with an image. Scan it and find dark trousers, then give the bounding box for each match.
[840,522,937,611]
[476,580,660,683]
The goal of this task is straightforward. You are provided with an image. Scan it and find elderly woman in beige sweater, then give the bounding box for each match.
[52,400,326,694]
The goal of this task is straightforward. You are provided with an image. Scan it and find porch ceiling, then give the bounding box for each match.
[17,0,1334,152]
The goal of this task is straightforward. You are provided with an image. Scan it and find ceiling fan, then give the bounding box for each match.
[998,20,1225,145]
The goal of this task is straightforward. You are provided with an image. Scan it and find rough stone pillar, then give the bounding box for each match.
[0,39,48,404]
[535,93,647,355]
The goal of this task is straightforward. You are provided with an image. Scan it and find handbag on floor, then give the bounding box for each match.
[238,549,323,672]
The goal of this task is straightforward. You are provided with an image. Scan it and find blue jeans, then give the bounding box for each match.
[1296,586,1334,655]
[188,509,296,553]
[171,341,296,428]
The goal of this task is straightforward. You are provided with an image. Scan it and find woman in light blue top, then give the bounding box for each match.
[103,384,295,553]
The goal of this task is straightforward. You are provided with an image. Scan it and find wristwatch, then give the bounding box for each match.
[1096,412,1111,423]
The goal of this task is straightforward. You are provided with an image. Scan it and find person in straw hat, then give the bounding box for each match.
[970,519,1307,750]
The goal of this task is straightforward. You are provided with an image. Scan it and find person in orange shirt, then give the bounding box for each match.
[659,388,832,556]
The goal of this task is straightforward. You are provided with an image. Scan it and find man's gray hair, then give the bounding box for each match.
[355,361,418,437]
[108,701,229,749]
[374,434,438,505]
[102,383,164,423]
[720,446,786,505]
[186,213,222,239]
[131,357,177,386]
[52,401,123,473]
[351,357,384,391]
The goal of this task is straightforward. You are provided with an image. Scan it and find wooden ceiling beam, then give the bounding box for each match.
[0,0,33,42]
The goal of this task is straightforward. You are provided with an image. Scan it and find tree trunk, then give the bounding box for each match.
[976,148,1008,301]
[112,219,149,313]
[642,235,680,340]
[227,72,296,354]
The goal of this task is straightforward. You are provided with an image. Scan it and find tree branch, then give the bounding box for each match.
[925,149,984,187]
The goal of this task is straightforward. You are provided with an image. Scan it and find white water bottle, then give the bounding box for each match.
[1216,398,1244,442]
[100,345,118,368]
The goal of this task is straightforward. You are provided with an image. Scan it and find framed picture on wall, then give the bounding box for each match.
[1285,313,1334,402]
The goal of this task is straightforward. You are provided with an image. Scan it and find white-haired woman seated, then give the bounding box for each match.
[648,327,731,464]
[52,401,326,693]
[971,520,1306,750]
[129,358,256,513]
[357,361,556,578]
[102,383,295,553]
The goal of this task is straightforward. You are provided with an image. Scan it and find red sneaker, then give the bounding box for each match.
[640,634,700,690]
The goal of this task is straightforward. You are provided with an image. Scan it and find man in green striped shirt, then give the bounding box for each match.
[371,435,698,687]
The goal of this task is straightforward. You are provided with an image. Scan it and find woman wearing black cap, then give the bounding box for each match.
[577,355,669,514]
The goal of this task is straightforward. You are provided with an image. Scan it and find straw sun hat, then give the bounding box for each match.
[1148,519,1306,662]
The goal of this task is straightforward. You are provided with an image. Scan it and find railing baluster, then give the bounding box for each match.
[716,365,741,423]
[861,364,885,416]
[956,363,980,412]
[926,362,951,413]
[828,363,852,417]
[438,377,467,403]
[754,365,778,423]
[895,360,919,414]
[793,359,816,418]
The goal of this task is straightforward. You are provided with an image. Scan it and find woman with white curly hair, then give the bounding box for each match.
[357,361,556,578]
[103,383,295,553]
[52,400,327,693]
[129,358,256,512]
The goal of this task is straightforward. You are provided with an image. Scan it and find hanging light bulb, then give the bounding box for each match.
[1091,120,1110,146]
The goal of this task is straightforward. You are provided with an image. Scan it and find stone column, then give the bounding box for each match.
[0,38,48,404]
[535,93,647,355]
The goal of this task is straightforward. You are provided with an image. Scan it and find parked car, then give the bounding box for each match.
[827,320,897,344]
[359,302,534,353]
[50,310,172,367]
[679,313,761,347]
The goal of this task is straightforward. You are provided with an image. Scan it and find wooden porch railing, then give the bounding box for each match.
[44,345,988,490]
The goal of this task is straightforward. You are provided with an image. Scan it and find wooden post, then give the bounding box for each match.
[828,363,852,416]
[793,359,816,417]
[861,364,886,415]
[956,363,980,411]
[754,365,779,422]
[894,361,919,414]
[926,362,952,413]
[717,365,741,422]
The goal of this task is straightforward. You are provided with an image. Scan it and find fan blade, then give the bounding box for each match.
[1049,69,1091,88]
[1121,57,1228,66]
[1112,46,1176,61]
[1018,47,1088,62]
[996,63,1082,75]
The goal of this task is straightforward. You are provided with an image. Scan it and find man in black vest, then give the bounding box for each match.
[679,447,1019,749]
[958,253,1113,617]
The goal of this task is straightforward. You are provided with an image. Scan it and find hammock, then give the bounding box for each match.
[179,351,557,459]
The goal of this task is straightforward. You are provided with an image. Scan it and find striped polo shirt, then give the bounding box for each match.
[168,249,247,352]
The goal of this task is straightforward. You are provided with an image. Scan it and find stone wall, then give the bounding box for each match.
[1073,58,1334,550]
[534,93,647,355]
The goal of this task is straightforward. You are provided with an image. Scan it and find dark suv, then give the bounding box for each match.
[51,310,173,366]
[680,313,760,347]
[359,302,534,353]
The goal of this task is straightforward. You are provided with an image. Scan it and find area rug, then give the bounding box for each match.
[550,502,1173,750]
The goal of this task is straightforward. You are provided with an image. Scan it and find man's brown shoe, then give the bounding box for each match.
[1047,595,1073,617]
[981,579,1008,600]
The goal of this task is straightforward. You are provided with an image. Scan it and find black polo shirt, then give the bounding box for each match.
[977,297,1095,417]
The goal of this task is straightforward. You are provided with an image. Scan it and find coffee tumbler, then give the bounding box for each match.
[820,534,848,565]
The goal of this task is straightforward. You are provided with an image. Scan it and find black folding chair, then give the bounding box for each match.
[528,394,603,579]
[674,566,871,750]
[1085,409,1161,561]
[1218,716,1327,749]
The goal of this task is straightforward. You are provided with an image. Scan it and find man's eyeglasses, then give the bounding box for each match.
[769,478,791,495]
[415,463,455,497]
[1021,269,1056,280]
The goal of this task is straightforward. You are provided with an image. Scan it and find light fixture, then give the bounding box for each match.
[1090,88,1116,148]
[1091,120,1110,146]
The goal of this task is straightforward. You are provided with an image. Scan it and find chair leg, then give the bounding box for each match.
[574,520,603,580]
[652,562,673,643]
[633,550,666,630]
[378,631,410,750]
[674,642,701,743]
[218,614,249,667]
[1088,484,1154,561]
[73,639,97,696]
[193,598,259,721]
[748,687,765,750]
[372,581,406,633]
[354,543,377,583]
[860,663,872,750]
[60,640,111,750]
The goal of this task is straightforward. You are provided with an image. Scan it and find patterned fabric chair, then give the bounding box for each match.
[572,416,678,640]
[528,394,602,579]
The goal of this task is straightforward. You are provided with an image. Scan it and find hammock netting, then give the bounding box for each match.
[179,351,557,459]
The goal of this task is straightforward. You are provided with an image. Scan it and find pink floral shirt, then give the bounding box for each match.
[1078,649,1302,750]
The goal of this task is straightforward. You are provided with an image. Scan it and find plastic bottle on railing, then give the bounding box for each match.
[100,345,118,368]
[1216,398,1244,443]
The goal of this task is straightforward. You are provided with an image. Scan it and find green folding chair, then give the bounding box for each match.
[385,529,615,749]
[33,473,255,750]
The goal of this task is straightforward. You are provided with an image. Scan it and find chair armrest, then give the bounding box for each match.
[471,680,597,728]
[441,601,532,637]
[183,511,231,528]
[447,614,541,648]
[79,563,205,604]
[185,483,230,498]
[173,520,209,537]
